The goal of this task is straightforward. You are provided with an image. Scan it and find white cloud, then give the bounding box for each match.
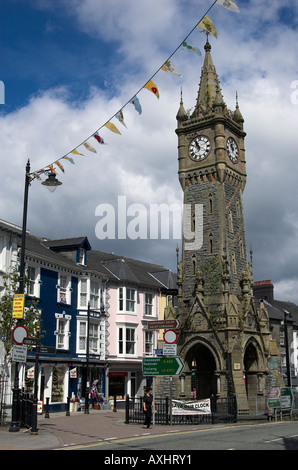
[2,0,298,300]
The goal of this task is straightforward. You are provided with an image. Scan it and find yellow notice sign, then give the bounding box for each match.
[12,294,25,319]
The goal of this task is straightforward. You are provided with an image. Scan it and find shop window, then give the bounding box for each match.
[51,366,66,402]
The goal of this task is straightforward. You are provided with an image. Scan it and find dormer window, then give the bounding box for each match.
[78,247,86,265]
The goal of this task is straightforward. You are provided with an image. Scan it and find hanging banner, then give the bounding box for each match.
[172,398,211,415]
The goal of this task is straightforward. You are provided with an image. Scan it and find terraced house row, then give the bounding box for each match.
[0,219,177,412]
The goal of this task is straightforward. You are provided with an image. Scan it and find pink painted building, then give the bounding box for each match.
[87,251,177,398]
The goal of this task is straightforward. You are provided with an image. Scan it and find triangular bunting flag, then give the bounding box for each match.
[55,161,64,172]
[130,96,142,115]
[144,80,159,99]
[197,15,218,38]
[116,110,127,128]
[71,149,85,156]
[93,132,106,144]
[63,156,75,164]
[82,141,97,153]
[181,41,202,55]
[47,165,57,174]
[32,172,41,181]
[161,60,181,76]
[104,121,121,135]
[216,0,239,13]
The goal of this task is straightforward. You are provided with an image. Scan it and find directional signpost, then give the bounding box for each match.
[142,356,184,376]
[147,319,180,330]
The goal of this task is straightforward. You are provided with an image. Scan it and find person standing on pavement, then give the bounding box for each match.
[143,387,155,428]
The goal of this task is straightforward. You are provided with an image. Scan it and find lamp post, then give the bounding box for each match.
[9,160,62,432]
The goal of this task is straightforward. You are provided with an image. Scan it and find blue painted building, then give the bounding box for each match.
[23,233,108,411]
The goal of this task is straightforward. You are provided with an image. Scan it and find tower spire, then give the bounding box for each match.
[193,38,225,118]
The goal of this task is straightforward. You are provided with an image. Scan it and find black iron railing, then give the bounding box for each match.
[125,395,237,425]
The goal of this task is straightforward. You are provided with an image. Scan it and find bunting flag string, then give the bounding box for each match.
[31,0,240,182]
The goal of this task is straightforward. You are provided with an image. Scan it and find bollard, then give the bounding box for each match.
[45,397,50,418]
[125,394,129,424]
[66,396,70,416]
[113,395,117,412]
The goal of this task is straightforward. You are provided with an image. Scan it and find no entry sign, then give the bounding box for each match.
[12,325,28,345]
[163,329,178,344]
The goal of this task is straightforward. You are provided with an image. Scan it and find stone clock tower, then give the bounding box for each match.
[174,39,272,406]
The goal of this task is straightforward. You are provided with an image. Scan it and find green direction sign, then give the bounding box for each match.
[142,357,184,376]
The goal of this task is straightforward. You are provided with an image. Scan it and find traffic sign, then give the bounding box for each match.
[39,346,56,355]
[163,343,177,356]
[12,345,27,363]
[12,325,28,345]
[147,319,180,330]
[142,356,184,376]
[23,337,39,346]
[163,329,178,344]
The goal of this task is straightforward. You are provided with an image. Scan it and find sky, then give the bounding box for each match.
[1,0,298,302]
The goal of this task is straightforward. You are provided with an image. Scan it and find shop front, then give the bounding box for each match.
[107,361,145,401]
[22,357,107,412]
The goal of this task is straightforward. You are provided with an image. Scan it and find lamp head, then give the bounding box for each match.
[41,172,62,192]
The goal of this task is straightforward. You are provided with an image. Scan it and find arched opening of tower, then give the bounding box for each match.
[186,343,217,399]
[244,342,259,397]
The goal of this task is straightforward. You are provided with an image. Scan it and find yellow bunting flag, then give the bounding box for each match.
[144,80,159,99]
[71,149,84,156]
[197,15,217,39]
[104,121,121,135]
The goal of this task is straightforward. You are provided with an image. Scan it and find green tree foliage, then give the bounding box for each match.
[0,266,41,357]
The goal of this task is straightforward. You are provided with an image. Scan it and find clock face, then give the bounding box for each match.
[189,136,211,161]
[227,137,238,163]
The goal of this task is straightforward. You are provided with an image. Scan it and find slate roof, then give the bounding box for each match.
[21,232,177,291]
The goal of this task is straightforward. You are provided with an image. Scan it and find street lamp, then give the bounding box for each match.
[42,171,62,192]
[9,160,62,432]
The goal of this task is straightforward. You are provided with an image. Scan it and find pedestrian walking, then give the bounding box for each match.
[143,386,155,428]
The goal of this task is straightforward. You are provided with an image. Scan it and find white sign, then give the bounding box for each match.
[12,345,27,363]
[163,343,177,356]
[172,398,211,415]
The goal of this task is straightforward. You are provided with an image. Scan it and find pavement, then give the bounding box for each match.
[0,408,230,451]
[0,406,274,452]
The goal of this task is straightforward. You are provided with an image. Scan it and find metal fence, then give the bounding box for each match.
[19,391,35,429]
[0,376,9,426]
[236,395,267,417]
[125,395,237,425]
